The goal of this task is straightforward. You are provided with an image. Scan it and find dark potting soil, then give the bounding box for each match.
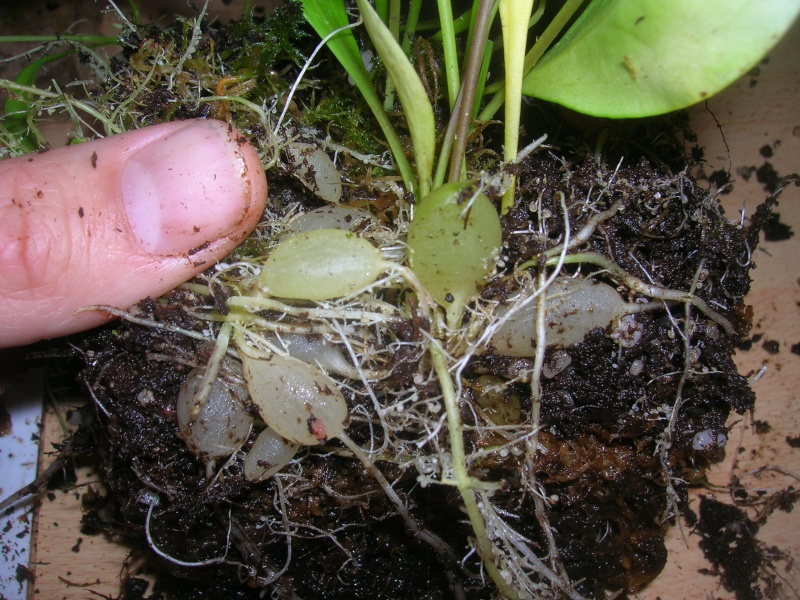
[68,133,796,599]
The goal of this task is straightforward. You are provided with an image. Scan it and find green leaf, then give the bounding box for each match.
[499,0,535,161]
[2,52,71,151]
[498,0,536,213]
[356,0,436,197]
[407,181,502,328]
[300,0,417,196]
[522,0,800,118]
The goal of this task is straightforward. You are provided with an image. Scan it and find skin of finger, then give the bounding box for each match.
[0,120,267,347]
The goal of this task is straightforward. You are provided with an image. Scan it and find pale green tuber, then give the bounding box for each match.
[491,276,650,356]
[407,181,502,328]
[259,229,386,301]
[240,351,348,446]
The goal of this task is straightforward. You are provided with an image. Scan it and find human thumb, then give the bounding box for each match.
[0,119,267,347]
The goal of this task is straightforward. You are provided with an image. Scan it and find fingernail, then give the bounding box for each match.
[121,121,252,255]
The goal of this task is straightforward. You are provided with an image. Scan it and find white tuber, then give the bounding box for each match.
[244,427,300,482]
[268,333,356,378]
[692,429,727,451]
[491,277,651,356]
[176,367,253,462]
[287,206,375,235]
[285,142,342,203]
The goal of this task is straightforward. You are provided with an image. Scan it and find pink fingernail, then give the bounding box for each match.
[121,120,252,256]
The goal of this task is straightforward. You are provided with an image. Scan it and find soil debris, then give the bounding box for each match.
[697,495,763,600]
[762,212,794,242]
[756,162,781,193]
[761,339,780,354]
[752,420,771,435]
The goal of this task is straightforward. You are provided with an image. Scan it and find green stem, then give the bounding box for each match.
[523,0,585,74]
[433,92,461,189]
[388,0,401,42]
[374,0,388,23]
[499,0,537,213]
[401,0,423,53]
[126,0,142,24]
[477,0,586,123]
[476,81,506,123]
[436,0,460,111]
[448,0,495,183]
[429,342,520,600]
[392,0,423,113]
[190,321,232,420]
[382,0,402,111]
[0,34,118,44]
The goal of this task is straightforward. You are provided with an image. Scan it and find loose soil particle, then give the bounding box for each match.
[696,496,764,600]
[761,339,780,354]
[762,212,794,242]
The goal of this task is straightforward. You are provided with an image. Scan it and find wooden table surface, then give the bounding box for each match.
[21,16,800,600]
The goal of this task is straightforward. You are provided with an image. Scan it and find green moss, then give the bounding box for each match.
[222,1,309,77]
[301,94,383,156]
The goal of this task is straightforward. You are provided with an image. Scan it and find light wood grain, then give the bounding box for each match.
[643,20,800,600]
[27,17,800,600]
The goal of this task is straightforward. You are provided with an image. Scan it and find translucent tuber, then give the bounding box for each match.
[176,367,253,462]
[284,142,342,203]
[244,427,300,482]
[491,276,636,356]
[241,351,348,446]
[287,205,376,235]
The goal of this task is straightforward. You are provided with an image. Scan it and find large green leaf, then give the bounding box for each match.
[522,0,800,118]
